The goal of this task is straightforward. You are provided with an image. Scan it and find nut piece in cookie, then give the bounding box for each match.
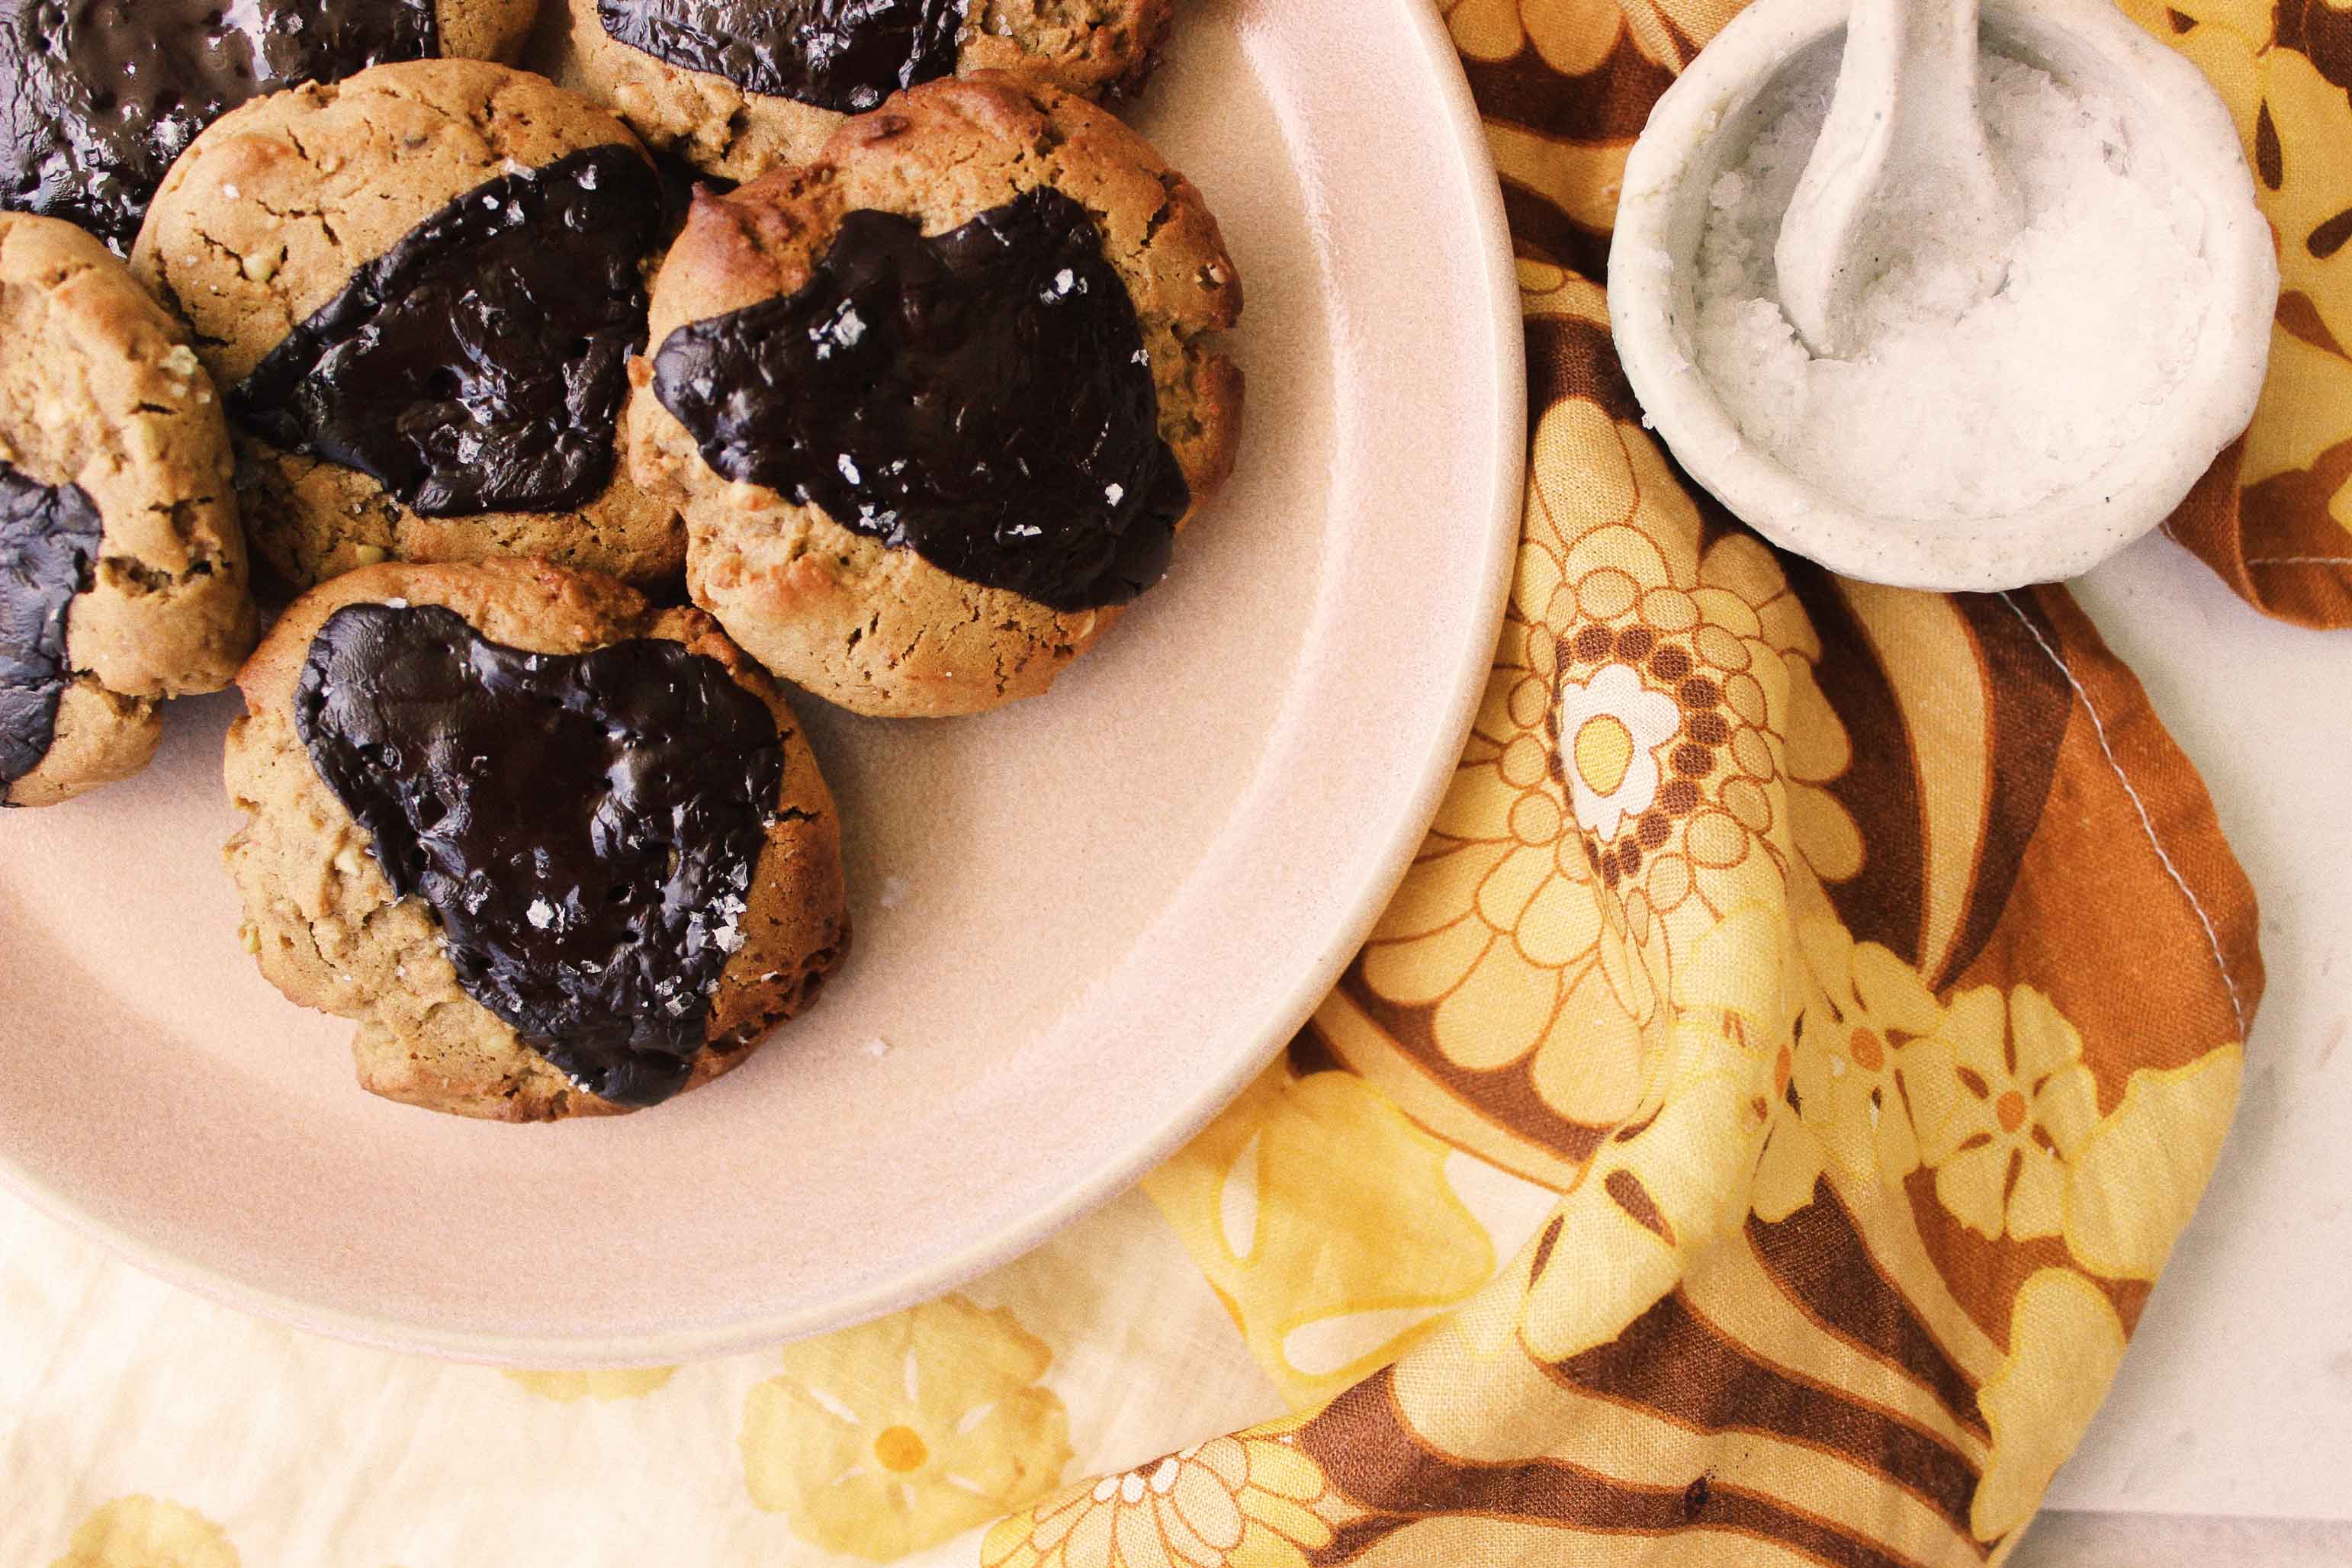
[0,0,541,253]
[0,214,255,808]
[225,557,849,1121]
[131,59,684,593]
[630,76,1242,718]
[541,0,1174,182]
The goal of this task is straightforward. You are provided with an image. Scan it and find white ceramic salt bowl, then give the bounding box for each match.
[1608,0,2278,593]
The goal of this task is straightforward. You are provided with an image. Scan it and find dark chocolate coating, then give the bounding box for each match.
[597,0,960,114]
[0,0,438,252]
[230,145,665,519]
[294,602,787,1107]
[652,186,1188,612]
[0,461,103,793]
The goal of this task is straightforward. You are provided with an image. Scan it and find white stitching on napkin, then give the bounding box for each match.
[1998,592,2250,1037]
[2243,555,2352,567]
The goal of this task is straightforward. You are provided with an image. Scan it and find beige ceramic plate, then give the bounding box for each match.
[0,0,1522,1364]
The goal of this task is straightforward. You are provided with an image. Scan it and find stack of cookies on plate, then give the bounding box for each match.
[0,0,1243,1120]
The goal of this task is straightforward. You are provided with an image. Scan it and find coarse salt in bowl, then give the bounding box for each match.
[1608,0,2278,593]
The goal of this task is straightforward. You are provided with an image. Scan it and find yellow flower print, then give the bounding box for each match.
[1358,607,1651,1131]
[2122,0,2273,44]
[2119,5,2352,532]
[1543,525,1857,1039]
[1557,661,1682,837]
[1716,907,1946,1220]
[1515,275,1850,884]
[1906,985,2101,1241]
[982,1431,1333,1568]
[1668,900,1818,1222]
[1352,278,1859,1174]
[50,1497,238,1568]
[503,1367,677,1402]
[1143,1066,1494,1406]
[1444,0,1627,76]
[1341,270,1864,1189]
[1518,372,1859,940]
[1620,0,1743,70]
[1446,0,1736,73]
[1791,916,1946,1187]
[1750,1045,1825,1222]
[2121,0,2352,361]
[741,1294,1073,1561]
[2065,1045,2244,1280]
[2235,46,2352,523]
[1518,1015,1768,1360]
[1970,1271,2128,1541]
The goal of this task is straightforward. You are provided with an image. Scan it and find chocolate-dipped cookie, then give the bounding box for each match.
[130,59,684,593]
[226,557,849,1120]
[0,0,541,253]
[628,76,1241,717]
[0,214,254,808]
[541,0,1173,182]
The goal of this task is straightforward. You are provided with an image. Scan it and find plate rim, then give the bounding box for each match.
[0,0,1526,1366]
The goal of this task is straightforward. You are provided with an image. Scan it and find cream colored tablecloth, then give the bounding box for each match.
[12,0,2352,1562]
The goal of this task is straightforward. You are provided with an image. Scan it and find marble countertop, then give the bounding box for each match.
[2052,535,2352,1522]
[2014,1511,2352,1563]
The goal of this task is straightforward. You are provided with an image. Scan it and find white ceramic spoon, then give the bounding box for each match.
[1773,0,2022,357]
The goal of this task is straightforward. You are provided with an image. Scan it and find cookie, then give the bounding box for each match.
[539,0,1174,182]
[0,214,255,808]
[225,557,849,1121]
[0,0,541,253]
[628,76,1241,717]
[130,59,685,593]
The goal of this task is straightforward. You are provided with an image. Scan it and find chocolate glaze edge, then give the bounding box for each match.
[0,461,105,795]
[597,0,964,114]
[223,569,843,1119]
[651,184,1192,613]
[236,561,656,715]
[229,142,667,520]
[0,0,442,252]
[290,596,792,1107]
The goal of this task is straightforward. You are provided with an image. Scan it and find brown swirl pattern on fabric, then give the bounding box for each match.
[983,5,2264,1565]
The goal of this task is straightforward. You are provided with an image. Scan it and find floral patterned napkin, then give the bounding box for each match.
[2148,0,2352,625]
[0,1,2298,1564]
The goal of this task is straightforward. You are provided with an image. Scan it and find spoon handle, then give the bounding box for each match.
[1883,0,1998,175]
[1775,0,2018,356]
